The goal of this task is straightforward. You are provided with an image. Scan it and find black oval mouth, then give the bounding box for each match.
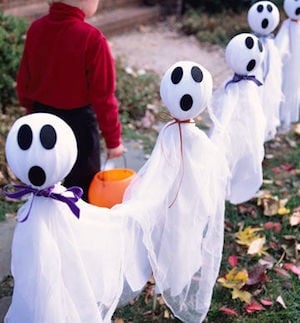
[180,94,193,111]
[28,166,46,187]
[262,18,269,29]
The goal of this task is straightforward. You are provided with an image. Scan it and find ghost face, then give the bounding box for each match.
[248,1,280,35]
[284,0,300,20]
[160,61,213,120]
[5,113,77,189]
[225,33,264,75]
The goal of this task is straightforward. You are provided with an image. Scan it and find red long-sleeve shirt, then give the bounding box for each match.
[17,2,121,148]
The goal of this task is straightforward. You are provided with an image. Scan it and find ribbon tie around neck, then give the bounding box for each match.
[159,111,195,208]
[2,184,83,222]
[225,73,263,89]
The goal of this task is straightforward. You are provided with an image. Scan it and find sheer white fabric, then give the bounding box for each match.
[275,19,300,131]
[123,120,229,322]
[5,185,151,323]
[256,36,283,141]
[211,80,266,204]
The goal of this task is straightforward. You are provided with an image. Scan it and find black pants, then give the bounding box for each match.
[33,103,101,201]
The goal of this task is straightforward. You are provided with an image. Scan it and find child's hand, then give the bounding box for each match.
[107,143,125,159]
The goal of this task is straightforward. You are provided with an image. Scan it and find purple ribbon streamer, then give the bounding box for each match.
[2,184,83,222]
[225,73,263,89]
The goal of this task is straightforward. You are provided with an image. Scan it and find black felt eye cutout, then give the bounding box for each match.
[245,36,254,49]
[296,7,300,15]
[17,124,33,150]
[247,59,256,72]
[267,4,273,12]
[191,66,203,83]
[171,66,183,84]
[258,39,264,52]
[180,94,193,111]
[257,4,264,12]
[40,124,57,150]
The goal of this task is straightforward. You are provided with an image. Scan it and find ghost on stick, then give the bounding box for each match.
[248,0,283,141]
[3,113,150,323]
[211,33,266,205]
[123,61,230,322]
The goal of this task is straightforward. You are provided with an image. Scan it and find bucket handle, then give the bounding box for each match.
[102,153,127,170]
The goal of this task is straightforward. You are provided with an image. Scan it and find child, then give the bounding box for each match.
[16,0,124,200]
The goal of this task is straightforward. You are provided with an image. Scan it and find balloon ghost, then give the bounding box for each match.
[248,0,283,141]
[123,61,230,322]
[211,33,266,204]
[3,113,150,323]
[275,0,300,131]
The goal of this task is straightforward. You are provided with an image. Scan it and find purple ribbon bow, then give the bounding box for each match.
[2,184,83,222]
[225,73,263,89]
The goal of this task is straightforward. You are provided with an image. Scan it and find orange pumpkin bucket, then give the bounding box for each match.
[88,167,136,208]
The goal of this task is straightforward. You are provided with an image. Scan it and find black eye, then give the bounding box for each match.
[171,66,183,84]
[191,66,203,83]
[247,59,256,72]
[40,125,57,149]
[258,39,264,52]
[296,8,300,15]
[267,4,273,12]
[17,124,33,150]
[257,4,263,12]
[245,36,254,49]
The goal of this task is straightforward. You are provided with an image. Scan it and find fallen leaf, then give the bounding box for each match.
[232,288,252,303]
[283,263,300,276]
[245,301,265,313]
[271,167,281,174]
[289,210,300,226]
[236,204,256,215]
[257,194,279,216]
[275,180,284,187]
[277,207,290,215]
[258,255,276,269]
[219,307,239,316]
[264,222,275,230]
[218,267,248,289]
[274,222,282,233]
[228,255,238,267]
[260,299,274,306]
[246,264,267,286]
[280,164,294,171]
[264,221,281,233]
[235,226,263,247]
[274,267,291,279]
[276,295,287,309]
[263,179,274,185]
[247,237,267,256]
